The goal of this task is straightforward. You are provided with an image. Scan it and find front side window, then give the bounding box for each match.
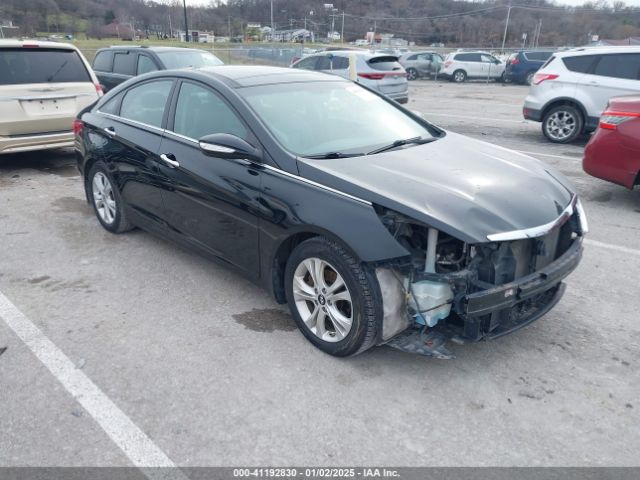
[593,54,640,80]
[292,56,318,70]
[172,82,247,140]
[120,80,173,128]
[240,81,436,157]
[0,48,90,85]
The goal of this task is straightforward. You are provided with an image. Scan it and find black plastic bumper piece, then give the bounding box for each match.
[463,238,583,317]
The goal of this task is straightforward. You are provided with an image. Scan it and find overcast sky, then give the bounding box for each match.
[184,0,640,7]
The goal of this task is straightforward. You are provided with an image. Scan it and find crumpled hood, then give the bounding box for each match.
[297,131,575,244]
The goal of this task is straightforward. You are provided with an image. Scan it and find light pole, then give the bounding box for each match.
[501,4,512,54]
[270,0,274,42]
[182,0,189,42]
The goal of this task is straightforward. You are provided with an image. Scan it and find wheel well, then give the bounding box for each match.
[634,170,640,187]
[82,156,99,203]
[542,100,586,127]
[271,232,320,304]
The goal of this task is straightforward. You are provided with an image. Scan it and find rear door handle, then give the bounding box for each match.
[104,126,115,136]
[159,153,180,168]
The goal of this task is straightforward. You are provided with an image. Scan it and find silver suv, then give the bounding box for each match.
[291,50,408,104]
[523,46,640,143]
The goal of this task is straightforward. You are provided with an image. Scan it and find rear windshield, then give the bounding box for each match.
[156,50,223,69]
[0,48,91,85]
[524,51,553,61]
[367,56,403,71]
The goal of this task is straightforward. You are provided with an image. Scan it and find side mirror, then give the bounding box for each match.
[198,133,261,162]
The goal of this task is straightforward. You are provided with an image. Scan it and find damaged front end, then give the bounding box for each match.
[374,196,587,358]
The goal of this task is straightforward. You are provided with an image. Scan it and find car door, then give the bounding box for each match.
[136,53,160,76]
[156,80,262,277]
[481,54,501,78]
[91,78,175,231]
[416,54,432,76]
[581,53,640,117]
[92,50,115,91]
[108,50,136,89]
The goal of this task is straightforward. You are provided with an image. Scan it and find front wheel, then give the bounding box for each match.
[452,69,466,83]
[284,237,380,357]
[542,105,583,144]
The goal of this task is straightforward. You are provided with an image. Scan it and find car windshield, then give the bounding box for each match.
[156,50,223,69]
[239,81,436,157]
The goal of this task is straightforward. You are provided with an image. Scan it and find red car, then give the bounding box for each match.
[583,95,640,189]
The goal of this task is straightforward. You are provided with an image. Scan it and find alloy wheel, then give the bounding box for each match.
[292,257,353,343]
[545,111,577,142]
[407,69,417,80]
[92,171,117,225]
[454,71,465,82]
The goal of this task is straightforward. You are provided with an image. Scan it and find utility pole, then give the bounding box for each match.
[182,0,189,42]
[228,16,231,39]
[168,14,172,39]
[501,4,512,54]
[270,0,274,42]
[341,11,345,43]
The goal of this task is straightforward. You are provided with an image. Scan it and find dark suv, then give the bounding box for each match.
[505,50,554,85]
[92,46,223,92]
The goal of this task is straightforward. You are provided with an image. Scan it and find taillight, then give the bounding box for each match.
[509,57,520,65]
[95,83,104,97]
[358,72,385,80]
[532,73,558,85]
[444,60,452,68]
[22,44,39,48]
[599,110,640,130]
[73,119,83,137]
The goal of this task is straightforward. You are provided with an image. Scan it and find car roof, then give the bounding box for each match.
[183,65,350,88]
[556,46,640,57]
[0,39,79,50]
[306,49,389,58]
[97,45,207,53]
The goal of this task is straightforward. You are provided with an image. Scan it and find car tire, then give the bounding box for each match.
[542,105,584,144]
[284,236,380,357]
[525,71,536,85]
[452,70,466,83]
[87,161,133,233]
[406,68,418,81]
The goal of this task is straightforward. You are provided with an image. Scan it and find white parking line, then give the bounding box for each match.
[585,239,640,257]
[425,112,526,124]
[0,290,185,479]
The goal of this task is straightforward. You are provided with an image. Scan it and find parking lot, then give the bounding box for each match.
[1,80,639,468]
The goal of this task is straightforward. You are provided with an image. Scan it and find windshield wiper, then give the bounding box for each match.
[367,136,437,155]
[47,60,68,83]
[303,152,364,159]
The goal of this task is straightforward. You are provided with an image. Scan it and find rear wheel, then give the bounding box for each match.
[525,71,536,85]
[542,105,583,144]
[87,162,133,233]
[406,68,418,81]
[452,69,466,83]
[284,237,380,357]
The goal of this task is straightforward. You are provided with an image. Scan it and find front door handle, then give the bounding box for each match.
[104,126,115,136]
[159,153,180,168]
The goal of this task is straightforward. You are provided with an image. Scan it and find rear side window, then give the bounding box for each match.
[330,56,349,69]
[368,56,402,71]
[137,55,158,75]
[113,52,136,76]
[93,51,113,72]
[455,53,481,62]
[593,54,640,80]
[120,80,173,128]
[316,56,332,70]
[562,55,597,73]
[0,48,91,85]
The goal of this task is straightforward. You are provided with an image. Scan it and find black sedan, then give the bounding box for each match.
[74,66,587,358]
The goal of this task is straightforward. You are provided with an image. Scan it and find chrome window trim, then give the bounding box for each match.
[261,164,372,206]
[164,129,198,144]
[487,195,578,242]
[96,111,166,135]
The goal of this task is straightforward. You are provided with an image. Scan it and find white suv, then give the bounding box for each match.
[440,51,505,83]
[0,40,102,154]
[523,46,640,143]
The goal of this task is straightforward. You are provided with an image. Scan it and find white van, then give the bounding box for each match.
[0,40,102,154]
